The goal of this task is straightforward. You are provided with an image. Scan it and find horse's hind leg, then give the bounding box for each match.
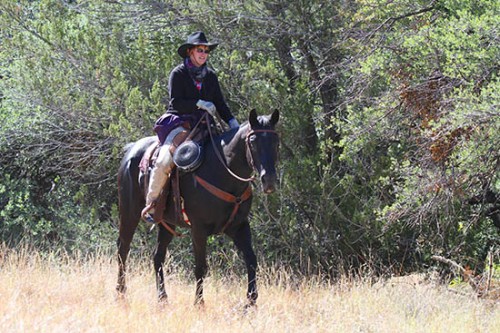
[117,241,127,295]
[154,224,175,302]
[116,214,140,295]
[117,232,132,295]
[229,222,258,306]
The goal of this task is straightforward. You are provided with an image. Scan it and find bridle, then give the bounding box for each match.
[244,129,279,180]
[195,118,278,234]
[207,117,279,182]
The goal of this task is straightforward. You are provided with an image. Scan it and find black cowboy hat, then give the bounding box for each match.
[177,31,219,58]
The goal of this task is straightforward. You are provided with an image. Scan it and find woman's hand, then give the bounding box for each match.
[228,118,239,129]
[196,99,216,116]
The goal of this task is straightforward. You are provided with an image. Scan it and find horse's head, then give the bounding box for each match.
[246,109,280,194]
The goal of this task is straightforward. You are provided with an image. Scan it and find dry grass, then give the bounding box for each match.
[0,247,498,333]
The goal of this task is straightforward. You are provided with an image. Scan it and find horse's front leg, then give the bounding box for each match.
[192,228,208,306]
[154,224,175,302]
[229,222,258,306]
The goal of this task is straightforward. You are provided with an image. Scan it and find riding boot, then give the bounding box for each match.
[142,144,174,223]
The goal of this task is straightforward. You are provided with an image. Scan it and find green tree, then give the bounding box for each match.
[341,0,499,272]
[0,0,174,249]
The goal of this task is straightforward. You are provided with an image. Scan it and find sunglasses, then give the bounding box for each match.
[195,48,210,54]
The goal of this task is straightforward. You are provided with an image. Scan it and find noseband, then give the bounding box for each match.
[216,127,278,182]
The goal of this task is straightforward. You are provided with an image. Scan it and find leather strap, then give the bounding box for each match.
[195,175,252,204]
[194,175,252,233]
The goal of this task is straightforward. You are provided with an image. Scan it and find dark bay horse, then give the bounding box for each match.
[117,109,279,306]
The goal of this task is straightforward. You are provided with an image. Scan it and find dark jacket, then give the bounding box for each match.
[168,63,233,122]
[154,62,234,143]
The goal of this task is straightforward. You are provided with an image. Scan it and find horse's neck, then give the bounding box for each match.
[221,125,252,176]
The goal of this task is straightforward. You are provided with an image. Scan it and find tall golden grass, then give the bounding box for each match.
[0,246,498,333]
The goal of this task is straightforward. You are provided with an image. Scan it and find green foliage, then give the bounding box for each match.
[0,172,116,253]
[341,0,499,273]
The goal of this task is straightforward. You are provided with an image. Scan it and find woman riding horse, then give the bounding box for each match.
[142,31,239,223]
[117,109,279,306]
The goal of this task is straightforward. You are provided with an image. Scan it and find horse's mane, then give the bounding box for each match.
[217,113,275,145]
[219,121,248,141]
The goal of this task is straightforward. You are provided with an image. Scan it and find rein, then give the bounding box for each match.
[206,113,278,182]
[207,117,255,182]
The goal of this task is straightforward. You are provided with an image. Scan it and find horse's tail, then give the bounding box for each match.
[117,136,157,227]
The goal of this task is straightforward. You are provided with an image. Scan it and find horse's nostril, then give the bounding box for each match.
[262,178,276,194]
[261,172,277,185]
[265,187,275,194]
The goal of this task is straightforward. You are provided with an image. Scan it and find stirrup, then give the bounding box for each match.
[141,202,156,224]
[143,213,155,224]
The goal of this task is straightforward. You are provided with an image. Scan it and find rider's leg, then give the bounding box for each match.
[142,144,174,223]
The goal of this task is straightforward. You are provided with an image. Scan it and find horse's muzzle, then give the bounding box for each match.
[260,170,277,194]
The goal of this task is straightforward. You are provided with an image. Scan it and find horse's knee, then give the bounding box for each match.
[117,246,130,263]
[117,230,134,254]
[154,229,173,269]
[154,249,166,267]
[154,253,167,285]
[247,251,257,268]
[194,263,207,280]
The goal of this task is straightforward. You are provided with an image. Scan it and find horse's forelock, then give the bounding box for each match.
[258,115,272,127]
[256,114,279,129]
[239,118,270,133]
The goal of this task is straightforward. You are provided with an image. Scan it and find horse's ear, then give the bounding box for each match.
[249,109,258,127]
[271,109,279,126]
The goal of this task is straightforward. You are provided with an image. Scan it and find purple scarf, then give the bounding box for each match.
[185,58,208,90]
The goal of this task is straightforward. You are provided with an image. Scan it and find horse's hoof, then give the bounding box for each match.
[194,298,205,308]
[242,301,257,315]
[158,292,168,303]
[115,288,129,305]
[116,284,127,294]
[244,301,257,309]
[116,285,127,299]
